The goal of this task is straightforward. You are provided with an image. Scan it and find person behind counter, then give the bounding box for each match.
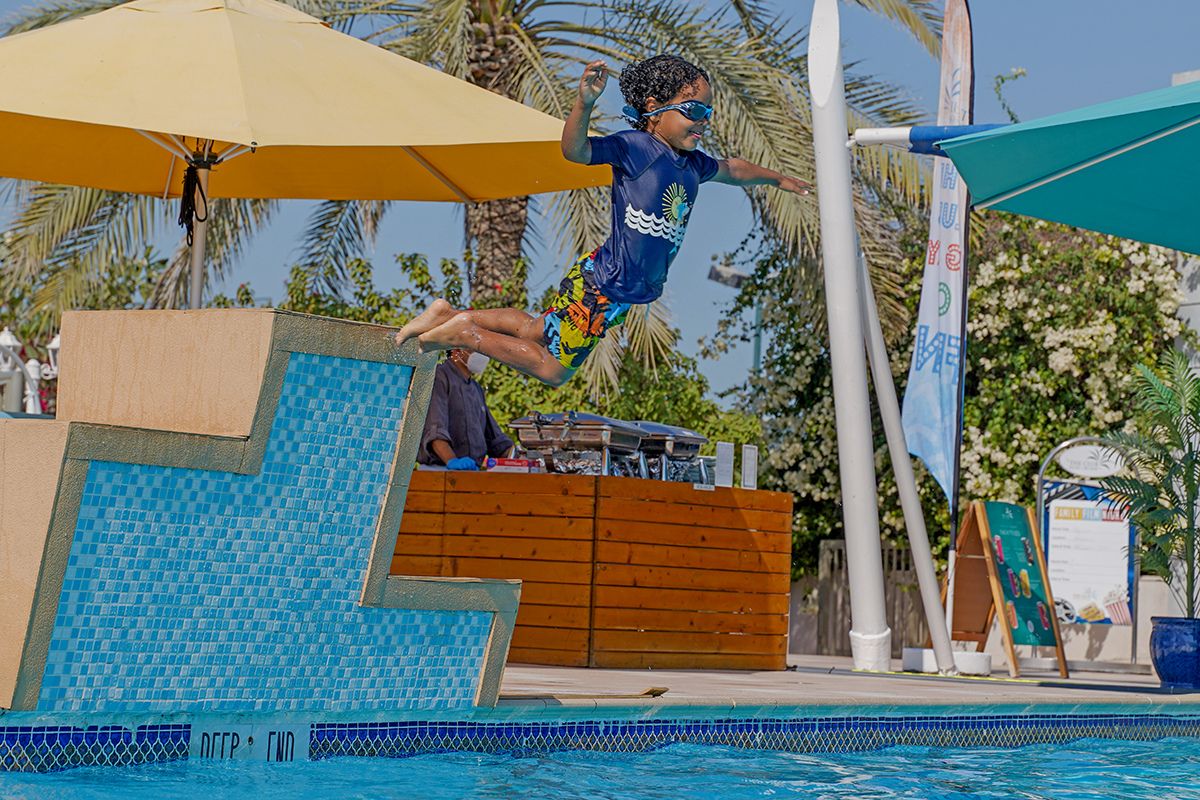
[417,349,514,471]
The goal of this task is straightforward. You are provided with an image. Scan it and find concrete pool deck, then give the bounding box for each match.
[499,654,1200,709]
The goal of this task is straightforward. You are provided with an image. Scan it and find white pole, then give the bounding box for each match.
[22,358,42,414]
[808,0,891,671]
[945,549,958,637]
[857,252,957,674]
[188,165,211,310]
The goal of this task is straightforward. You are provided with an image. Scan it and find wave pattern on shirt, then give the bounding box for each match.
[623,206,686,248]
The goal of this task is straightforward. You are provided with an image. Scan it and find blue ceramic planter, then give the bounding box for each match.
[1150,617,1200,691]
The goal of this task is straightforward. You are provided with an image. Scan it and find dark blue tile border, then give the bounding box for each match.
[309,714,1200,760]
[0,724,188,772]
[6,713,1200,772]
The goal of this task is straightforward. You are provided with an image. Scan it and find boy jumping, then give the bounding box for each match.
[396,54,809,386]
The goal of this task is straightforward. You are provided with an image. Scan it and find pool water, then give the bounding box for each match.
[3,738,1199,799]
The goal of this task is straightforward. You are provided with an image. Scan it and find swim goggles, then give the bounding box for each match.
[622,100,714,123]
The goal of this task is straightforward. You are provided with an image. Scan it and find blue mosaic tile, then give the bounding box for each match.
[38,352,493,713]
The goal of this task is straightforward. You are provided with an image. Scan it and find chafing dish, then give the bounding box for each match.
[510,412,643,452]
[510,412,646,477]
[632,420,708,482]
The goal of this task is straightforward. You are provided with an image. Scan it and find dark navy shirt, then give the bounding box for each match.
[587,130,720,304]
[418,361,513,466]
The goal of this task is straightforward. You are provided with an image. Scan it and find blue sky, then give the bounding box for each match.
[2,0,1198,397]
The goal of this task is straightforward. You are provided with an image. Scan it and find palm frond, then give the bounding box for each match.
[297,199,391,291]
[845,0,943,57]
[2,184,165,317]
[573,297,675,397]
[2,184,161,280]
[155,198,276,307]
[374,0,473,75]
[621,298,675,374]
[1,0,121,34]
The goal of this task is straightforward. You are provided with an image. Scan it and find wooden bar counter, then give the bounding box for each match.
[391,471,794,670]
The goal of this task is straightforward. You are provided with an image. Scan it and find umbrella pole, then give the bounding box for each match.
[188,165,210,310]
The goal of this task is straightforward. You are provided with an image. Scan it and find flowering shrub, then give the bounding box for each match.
[719,213,1187,575]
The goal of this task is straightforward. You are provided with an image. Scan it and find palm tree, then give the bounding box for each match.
[0,0,937,392]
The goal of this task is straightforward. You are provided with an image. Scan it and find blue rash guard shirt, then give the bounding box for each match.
[586,130,720,304]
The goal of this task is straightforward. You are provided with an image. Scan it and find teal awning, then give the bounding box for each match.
[939,80,1200,255]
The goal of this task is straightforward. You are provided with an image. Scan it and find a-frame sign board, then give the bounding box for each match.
[942,501,1069,678]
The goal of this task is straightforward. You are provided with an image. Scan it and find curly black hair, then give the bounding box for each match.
[619,54,710,131]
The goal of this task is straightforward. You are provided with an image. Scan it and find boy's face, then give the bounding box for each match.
[645,78,712,153]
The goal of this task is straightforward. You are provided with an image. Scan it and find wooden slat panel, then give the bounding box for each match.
[595,563,790,594]
[598,476,792,513]
[516,604,590,629]
[593,586,789,615]
[597,498,792,532]
[443,536,590,562]
[445,494,592,518]
[395,512,442,535]
[390,555,443,576]
[598,520,791,553]
[391,471,792,671]
[518,582,592,608]
[447,472,595,497]
[596,541,790,573]
[392,534,444,556]
[593,630,786,656]
[447,557,592,585]
[401,490,444,514]
[407,471,446,491]
[443,513,593,540]
[592,608,788,635]
[509,648,589,667]
[511,625,590,652]
[591,652,785,670]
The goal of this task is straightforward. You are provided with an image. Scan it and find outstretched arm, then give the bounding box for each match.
[712,158,811,194]
[562,60,608,164]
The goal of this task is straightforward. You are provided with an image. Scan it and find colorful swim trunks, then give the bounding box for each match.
[542,251,631,372]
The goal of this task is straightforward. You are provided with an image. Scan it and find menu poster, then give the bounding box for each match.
[1042,482,1135,626]
[974,501,1069,677]
[980,502,1058,646]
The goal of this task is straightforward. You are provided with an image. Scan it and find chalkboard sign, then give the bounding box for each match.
[980,501,1059,646]
[942,501,1068,677]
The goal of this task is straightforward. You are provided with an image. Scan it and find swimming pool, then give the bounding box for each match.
[3,736,1200,799]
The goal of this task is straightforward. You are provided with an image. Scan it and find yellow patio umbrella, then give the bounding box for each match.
[0,0,607,305]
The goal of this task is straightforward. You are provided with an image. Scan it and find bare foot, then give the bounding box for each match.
[417,312,478,353]
[395,298,457,344]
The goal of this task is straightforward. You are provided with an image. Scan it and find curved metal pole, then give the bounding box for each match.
[0,343,42,414]
[1035,436,1123,533]
[1037,435,1140,666]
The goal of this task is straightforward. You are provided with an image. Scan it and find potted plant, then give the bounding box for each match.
[1101,348,1200,690]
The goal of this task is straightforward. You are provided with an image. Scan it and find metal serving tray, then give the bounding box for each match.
[632,420,707,459]
[509,411,644,454]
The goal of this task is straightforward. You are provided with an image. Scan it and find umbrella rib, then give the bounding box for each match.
[136,129,192,160]
[401,146,474,203]
[975,113,1200,210]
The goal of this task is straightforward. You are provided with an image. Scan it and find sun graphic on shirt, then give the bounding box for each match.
[661,183,690,224]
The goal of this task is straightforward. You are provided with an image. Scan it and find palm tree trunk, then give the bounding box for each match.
[464,9,528,309]
[465,196,528,307]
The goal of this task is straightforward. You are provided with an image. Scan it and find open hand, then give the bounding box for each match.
[579,60,608,105]
[777,176,812,195]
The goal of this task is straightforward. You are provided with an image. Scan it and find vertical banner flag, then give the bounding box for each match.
[901,0,974,506]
